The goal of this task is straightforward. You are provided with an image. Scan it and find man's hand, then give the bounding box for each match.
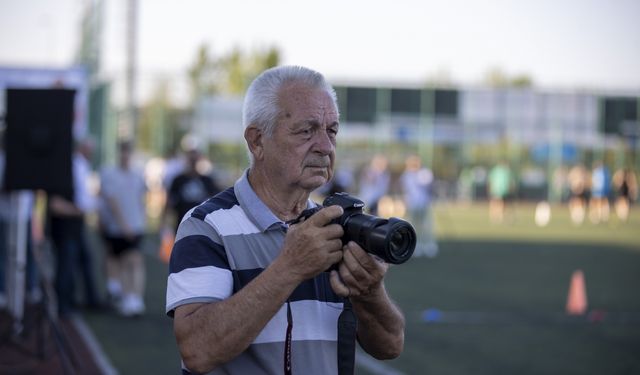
[329,241,388,299]
[279,205,345,281]
[49,195,83,217]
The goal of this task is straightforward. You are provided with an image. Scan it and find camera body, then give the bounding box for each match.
[296,192,416,265]
[323,191,366,221]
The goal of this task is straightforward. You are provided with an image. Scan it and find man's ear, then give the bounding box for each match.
[244,126,264,161]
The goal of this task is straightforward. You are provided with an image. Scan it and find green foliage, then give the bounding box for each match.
[484,67,534,88]
[137,43,281,157]
[187,44,220,99]
[138,80,189,156]
[187,43,281,100]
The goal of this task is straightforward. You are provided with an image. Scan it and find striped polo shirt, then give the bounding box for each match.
[166,170,343,374]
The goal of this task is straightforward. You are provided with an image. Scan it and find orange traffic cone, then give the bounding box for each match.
[566,269,588,315]
[159,231,175,264]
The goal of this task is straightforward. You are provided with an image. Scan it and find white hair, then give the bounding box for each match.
[242,66,338,164]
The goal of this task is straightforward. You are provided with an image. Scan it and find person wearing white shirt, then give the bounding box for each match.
[400,155,438,257]
[98,141,147,317]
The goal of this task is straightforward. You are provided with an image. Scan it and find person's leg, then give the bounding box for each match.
[601,198,610,222]
[113,234,145,316]
[489,197,504,223]
[129,250,146,299]
[77,226,100,308]
[424,204,438,257]
[25,223,42,303]
[588,197,600,224]
[54,237,79,317]
[569,196,585,224]
[103,240,123,305]
[615,197,629,221]
[0,218,7,308]
[119,248,145,316]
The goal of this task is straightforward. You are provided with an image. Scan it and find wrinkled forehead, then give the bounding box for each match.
[278,82,338,115]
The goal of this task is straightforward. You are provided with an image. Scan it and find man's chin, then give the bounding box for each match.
[301,175,329,190]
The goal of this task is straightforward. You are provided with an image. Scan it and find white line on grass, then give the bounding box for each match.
[71,315,119,375]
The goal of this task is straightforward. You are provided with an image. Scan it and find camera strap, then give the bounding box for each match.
[337,297,357,375]
[284,300,293,375]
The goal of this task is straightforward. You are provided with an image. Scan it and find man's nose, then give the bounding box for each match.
[313,130,334,154]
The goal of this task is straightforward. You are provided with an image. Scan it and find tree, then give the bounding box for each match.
[484,67,533,88]
[187,44,220,101]
[220,45,281,95]
[138,80,187,156]
[187,43,281,100]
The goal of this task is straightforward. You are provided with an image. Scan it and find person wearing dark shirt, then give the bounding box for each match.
[164,147,220,233]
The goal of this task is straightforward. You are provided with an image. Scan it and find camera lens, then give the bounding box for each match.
[389,227,411,254]
[381,218,416,264]
[342,215,416,264]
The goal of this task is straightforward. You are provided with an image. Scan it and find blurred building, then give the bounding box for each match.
[191,83,638,201]
[335,84,637,147]
[193,84,639,152]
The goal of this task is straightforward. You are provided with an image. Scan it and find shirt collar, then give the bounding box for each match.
[234,169,316,232]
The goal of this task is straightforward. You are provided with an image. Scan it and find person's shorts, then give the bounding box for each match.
[570,190,589,201]
[102,235,143,256]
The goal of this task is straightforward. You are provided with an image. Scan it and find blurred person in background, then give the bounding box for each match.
[612,167,637,222]
[357,154,390,215]
[0,160,9,309]
[400,155,438,257]
[0,136,40,308]
[456,165,475,204]
[589,161,611,224]
[166,66,404,374]
[162,140,221,234]
[162,145,186,192]
[98,141,147,317]
[47,137,101,316]
[567,163,589,225]
[487,160,513,223]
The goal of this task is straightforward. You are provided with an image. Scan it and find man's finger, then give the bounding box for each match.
[308,205,343,227]
[329,270,350,297]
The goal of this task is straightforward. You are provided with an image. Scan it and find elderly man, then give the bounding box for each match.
[166,66,405,374]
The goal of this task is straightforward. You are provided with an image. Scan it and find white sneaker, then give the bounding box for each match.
[130,295,146,316]
[425,243,439,258]
[118,294,145,317]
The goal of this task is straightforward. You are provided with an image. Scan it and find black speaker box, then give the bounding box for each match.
[4,89,75,194]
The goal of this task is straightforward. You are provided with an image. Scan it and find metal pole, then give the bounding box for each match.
[374,87,390,153]
[549,119,563,203]
[7,191,29,335]
[420,88,434,168]
[123,0,138,140]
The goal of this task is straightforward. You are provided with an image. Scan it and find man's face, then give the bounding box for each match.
[261,82,339,191]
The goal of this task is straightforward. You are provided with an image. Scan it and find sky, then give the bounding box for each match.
[1,0,639,103]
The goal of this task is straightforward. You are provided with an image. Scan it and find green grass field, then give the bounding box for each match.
[84,203,640,375]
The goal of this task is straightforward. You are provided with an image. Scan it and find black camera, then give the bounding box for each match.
[293,192,416,264]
